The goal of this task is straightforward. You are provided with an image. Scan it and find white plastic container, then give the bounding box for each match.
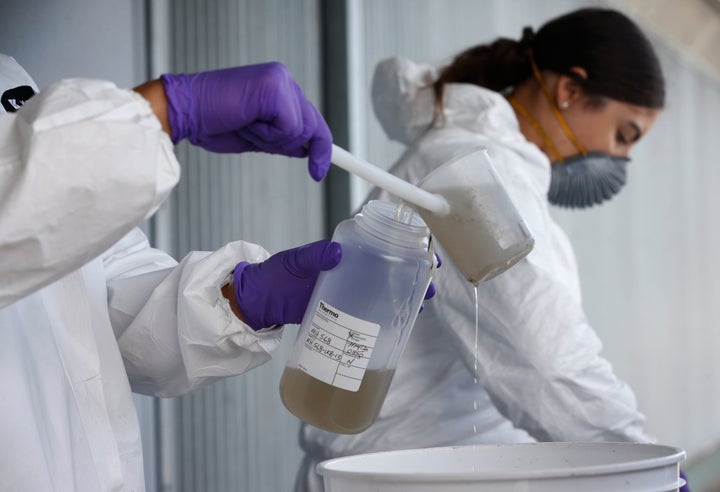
[280,200,434,434]
[317,442,686,492]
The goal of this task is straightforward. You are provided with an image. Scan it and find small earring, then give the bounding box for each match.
[560,101,570,109]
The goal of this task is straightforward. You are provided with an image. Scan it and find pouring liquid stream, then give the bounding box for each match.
[472,283,479,472]
[395,201,482,472]
[393,200,416,224]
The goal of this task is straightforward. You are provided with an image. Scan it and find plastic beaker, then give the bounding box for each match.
[415,147,534,284]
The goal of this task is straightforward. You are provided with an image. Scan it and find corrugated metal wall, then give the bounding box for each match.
[153,1,325,490]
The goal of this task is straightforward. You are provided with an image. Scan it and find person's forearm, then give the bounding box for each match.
[221,281,247,323]
[0,79,180,308]
[133,79,171,136]
[116,242,281,397]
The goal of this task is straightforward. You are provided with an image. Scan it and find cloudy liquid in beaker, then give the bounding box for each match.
[416,185,532,284]
[280,368,395,434]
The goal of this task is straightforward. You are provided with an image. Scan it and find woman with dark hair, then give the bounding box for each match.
[295,8,684,492]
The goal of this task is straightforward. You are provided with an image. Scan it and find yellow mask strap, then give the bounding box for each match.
[528,51,588,156]
[508,96,564,163]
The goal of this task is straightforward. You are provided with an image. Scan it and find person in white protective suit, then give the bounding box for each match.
[295,8,689,492]
[0,54,344,491]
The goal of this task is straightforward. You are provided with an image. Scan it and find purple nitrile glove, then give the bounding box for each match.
[679,468,690,492]
[419,253,441,313]
[233,239,342,331]
[160,62,332,181]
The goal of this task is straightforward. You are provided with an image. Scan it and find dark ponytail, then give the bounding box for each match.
[433,27,534,119]
[433,8,665,118]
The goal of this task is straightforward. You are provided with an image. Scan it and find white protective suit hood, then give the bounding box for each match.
[370,57,440,144]
[370,57,528,156]
[0,54,38,113]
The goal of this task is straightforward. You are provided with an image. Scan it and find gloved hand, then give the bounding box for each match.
[679,468,690,492]
[419,253,441,312]
[233,239,342,330]
[160,62,332,181]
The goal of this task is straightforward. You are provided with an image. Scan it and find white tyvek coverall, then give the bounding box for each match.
[0,56,281,491]
[296,57,652,491]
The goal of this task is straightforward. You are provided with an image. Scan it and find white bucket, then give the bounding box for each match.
[317,442,686,492]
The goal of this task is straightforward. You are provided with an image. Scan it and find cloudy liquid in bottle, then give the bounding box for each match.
[279,368,395,434]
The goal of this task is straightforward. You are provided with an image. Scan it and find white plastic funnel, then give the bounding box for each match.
[331,145,450,216]
[317,442,687,492]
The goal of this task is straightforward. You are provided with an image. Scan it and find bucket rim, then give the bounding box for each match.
[316,442,686,483]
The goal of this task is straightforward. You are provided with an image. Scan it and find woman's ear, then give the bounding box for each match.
[555,66,588,108]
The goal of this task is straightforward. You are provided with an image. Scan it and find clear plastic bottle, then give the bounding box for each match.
[279,200,434,434]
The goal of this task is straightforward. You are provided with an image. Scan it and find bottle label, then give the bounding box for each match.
[297,300,380,392]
